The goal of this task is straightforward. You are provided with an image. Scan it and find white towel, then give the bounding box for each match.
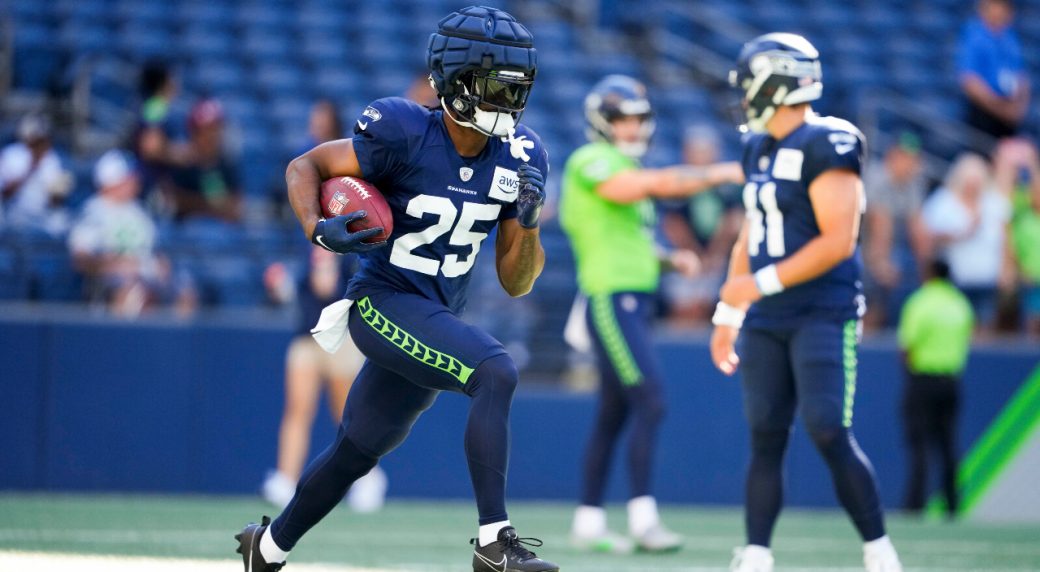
[563,294,592,353]
[310,299,355,353]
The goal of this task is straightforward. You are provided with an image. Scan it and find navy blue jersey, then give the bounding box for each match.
[740,115,866,327]
[345,97,549,314]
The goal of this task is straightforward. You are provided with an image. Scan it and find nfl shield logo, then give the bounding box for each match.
[459,167,474,182]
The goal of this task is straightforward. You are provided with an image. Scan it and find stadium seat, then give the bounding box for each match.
[0,247,30,300]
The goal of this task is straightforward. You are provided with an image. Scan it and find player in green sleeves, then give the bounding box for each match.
[561,75,744,553]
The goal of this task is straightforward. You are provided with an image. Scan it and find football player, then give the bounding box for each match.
[236,7,557,572]
[711,34,903,572]
[560,75,743,553]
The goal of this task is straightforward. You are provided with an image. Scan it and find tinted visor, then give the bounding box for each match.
[470,70,532,112]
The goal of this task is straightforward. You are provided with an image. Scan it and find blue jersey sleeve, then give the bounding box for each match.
[498,124,549,221]
[351,97,425,184]
[802,120,865,185]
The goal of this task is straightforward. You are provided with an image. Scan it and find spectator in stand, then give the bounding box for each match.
[957,0,1030,151]
[260,246,386,513]
[405,71,440,108]
[898,259,973,518]
[995,138,1040,336]
[133,61,191,207]
[168,98,242,222]
[862,133,930,329]
[0,114,72,236]
[301,100,343,152]
[659,124,742,324]
[68,150,196,317]
[922,153,1011,332]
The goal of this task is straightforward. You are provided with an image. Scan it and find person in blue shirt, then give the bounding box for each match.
[712,34,903,572]
[958,0,1030,148]
[236,7,557,572]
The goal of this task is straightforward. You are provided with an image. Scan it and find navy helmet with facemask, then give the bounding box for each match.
[427,5,537,138]
[584,75,655,159]
[729,33,822,133]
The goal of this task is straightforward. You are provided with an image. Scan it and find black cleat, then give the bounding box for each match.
[235,516,285,571]
[471,527,559,572]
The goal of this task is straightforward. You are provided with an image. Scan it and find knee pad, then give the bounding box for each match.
[468,353,519,397]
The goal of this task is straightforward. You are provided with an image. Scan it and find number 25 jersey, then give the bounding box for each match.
[345,97,549,315]
[740,115,866,328]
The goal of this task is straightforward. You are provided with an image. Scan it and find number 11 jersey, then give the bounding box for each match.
[346,97,549,315]
[740,115,866,328]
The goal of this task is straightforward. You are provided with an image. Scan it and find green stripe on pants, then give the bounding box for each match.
[356,296,474,384]
[589,294,642,386]
[842,319,858,428]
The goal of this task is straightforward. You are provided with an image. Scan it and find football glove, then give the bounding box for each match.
[311,211,386,254]
[516,163,545,229]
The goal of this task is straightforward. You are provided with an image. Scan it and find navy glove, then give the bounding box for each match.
[516,163,545,229]
[311,211,387,254]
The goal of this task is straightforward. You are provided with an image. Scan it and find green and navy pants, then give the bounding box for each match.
[737,319,886,546]
[581,291,666,506]
[271,289,517,550]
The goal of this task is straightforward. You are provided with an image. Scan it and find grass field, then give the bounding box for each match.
[2,494,1039,571]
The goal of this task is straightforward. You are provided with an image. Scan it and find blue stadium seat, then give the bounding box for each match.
[24,247,83,302]
[179,25,235,60]
[119,25,176,58]
[190,62,247,96]
[113,0,173,25]
[0,247,29,300]
[242,28,294,63]
[58,21,111,53]
[177,1,235,26]
[12,25,66,93]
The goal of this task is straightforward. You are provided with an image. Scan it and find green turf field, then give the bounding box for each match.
[2,494,1038,571]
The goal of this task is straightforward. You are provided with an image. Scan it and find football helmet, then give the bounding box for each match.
[584,74,655,158]
[729,33,822,133]
[427,6,537,137]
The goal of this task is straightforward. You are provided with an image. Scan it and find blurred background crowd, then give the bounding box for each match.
[1,0,1038,382]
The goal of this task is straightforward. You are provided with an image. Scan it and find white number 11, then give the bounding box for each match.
[743,181,786,257]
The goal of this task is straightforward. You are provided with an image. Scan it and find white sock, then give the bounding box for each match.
[864,535,895,555]
[572,505,607,537]
[479,520,511,547]
[259,527,289,564]
[627,496,660,537]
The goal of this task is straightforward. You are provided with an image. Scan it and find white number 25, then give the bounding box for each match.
[389,194,502,278]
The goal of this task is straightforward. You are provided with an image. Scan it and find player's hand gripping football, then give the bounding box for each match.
[711,325,741,376]
[311,211,387,254]
[516,163,545,229]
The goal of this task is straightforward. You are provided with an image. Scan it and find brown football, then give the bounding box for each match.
[319,176,393,243]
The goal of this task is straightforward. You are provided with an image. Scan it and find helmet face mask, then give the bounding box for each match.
[730,33,823,133]
[448,69,534,136]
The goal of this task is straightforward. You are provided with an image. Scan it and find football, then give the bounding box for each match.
[319,176,393,243]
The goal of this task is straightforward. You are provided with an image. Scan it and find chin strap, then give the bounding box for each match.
[503,126,534,162]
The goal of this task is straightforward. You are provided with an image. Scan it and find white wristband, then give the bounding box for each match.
[712,302,746,329]
[753,264,784,296]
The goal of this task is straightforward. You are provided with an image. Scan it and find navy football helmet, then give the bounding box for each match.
[427,6,537,137]
[729,33,822,133]
[584,75,655,158]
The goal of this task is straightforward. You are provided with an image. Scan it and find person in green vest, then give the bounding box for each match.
[898,258,974,517]
[560,75,743,553]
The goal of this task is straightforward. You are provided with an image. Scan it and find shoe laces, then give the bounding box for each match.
[502,533,543,561]
[471,534,544,562]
